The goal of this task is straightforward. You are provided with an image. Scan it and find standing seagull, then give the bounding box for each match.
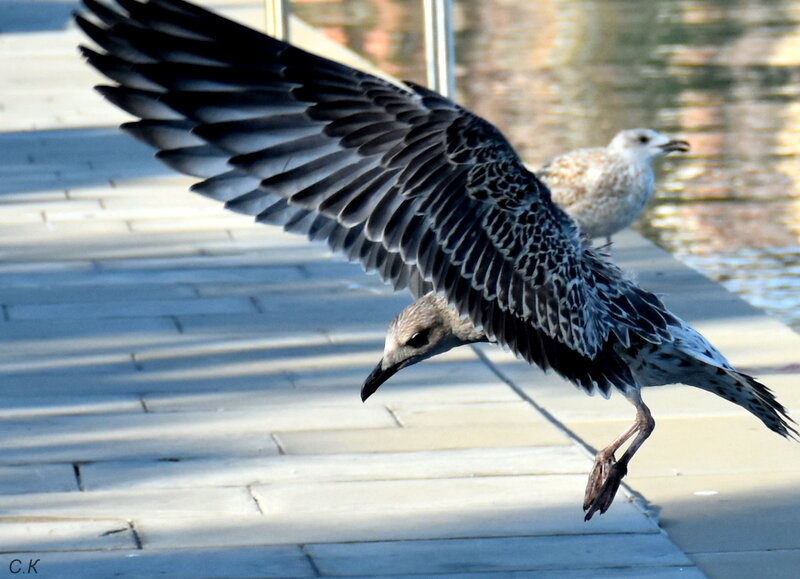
[538,129,689,244]
[74,0,795,520]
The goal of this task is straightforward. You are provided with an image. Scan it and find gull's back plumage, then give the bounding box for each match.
[75,0,681,397]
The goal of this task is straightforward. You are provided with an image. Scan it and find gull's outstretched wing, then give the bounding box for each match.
[75,0,678,395]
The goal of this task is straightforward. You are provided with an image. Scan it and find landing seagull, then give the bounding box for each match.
[74,0,796,520]
[538,129,690,244]
[366,292,796,515]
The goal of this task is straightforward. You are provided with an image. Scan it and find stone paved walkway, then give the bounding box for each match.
[0,2,797,577]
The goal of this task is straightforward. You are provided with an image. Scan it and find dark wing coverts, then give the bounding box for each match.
[76,0,678,395]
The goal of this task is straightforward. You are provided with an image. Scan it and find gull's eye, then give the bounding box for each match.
[406,330,430,349]
[638,134,650,144]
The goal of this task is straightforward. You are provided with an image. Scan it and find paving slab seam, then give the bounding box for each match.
[246,485,266,515]
[308,567,701,578]
[686,547,800,556]
[384,406,405,428]
[71,464,84,492]
[299,544,325,578]
[126,520,143,550]
[270,432,288,455]
[300,530,662,546]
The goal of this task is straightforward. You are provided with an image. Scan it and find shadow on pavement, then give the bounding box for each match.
[0,0,78,34]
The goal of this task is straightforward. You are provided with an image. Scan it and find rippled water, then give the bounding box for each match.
[295,0,800,331]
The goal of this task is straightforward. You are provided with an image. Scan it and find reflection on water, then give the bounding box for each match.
[295,0,800,331]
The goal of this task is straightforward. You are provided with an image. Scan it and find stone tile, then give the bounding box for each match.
[0,265,303,289]
[0,371,295,397]
[0,260,95,276]
[0,547,315,578]
[0,464,77,494]
[1,220,132,236]
[135,333,330,360]
[629,474,800,553]
[312,378,520,407]
[0,432,279,464]
[0,406,393,463]
[0,317,180,355]
[290,360,505,394]
[66,176,194,199]
[175,311,354,340]
[21,199,105,216]
[134,334,350,372]
[565,415,800,477]
[0,488,258,518]
[391,401,542,427]
[276,422,572,454]
[0,284,196,306]
[129,216,257,232]
[99,192,223,211]
[0,519,136,552]
[44,205,227,223]
[0,169,94,196]
[7,297,258,320]
[251,476,655,535]
[0,352,136,375]
[97,250,318,271]
[27,405,389,436]
[137,345,389,382]
[142,388,354,412]
[0,395,142,419]
[0,411,286,462]
[192,278,354,300]
[298,258,389,284]
[139,496,655,548]
[691,549,800,579]
[332,571,705,579]
[179,295,413,337]
[227,226,313,244]
[252,291,414,327]
[0,205,44,224]
[306,534,692,576]
[0,231,234,263]
[324,327,399,345]
[0,188,65,206]
[81,447,590,491]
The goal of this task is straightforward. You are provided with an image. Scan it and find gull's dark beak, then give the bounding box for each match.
[660,139,690,154]
[361,359,403,402]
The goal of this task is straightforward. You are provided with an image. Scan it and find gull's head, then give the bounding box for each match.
[360,293,486,401]
[608,128,690,164]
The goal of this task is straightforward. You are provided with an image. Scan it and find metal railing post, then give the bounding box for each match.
[423,0,455,98]
[264,0,290,40]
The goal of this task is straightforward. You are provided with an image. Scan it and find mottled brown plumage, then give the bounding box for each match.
[538,129,689,243]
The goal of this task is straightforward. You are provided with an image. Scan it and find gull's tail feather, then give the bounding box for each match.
[690,366,796,439]
[629,323,797,439]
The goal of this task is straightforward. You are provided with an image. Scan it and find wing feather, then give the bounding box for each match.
[77,0,680,395]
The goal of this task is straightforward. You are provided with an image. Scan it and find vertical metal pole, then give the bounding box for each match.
[423,0,455,98]
[264,0,290,41]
